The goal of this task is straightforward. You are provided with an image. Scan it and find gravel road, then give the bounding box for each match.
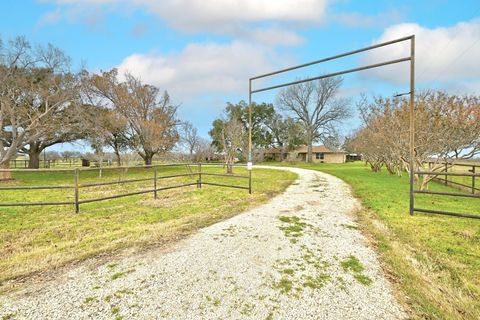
[0,167,406,319]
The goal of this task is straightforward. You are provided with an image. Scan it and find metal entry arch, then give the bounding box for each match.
[246,35,416,215]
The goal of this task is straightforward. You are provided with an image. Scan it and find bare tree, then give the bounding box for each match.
[357,91,480,189]
[81,104,129,166]
[85,69,180,165]
[192,137,215,162]
[277,77,350,162]
[19,103,84,168]
[210,118,243,173]
[0,37,78,178]
[322,128,344,151]
[180,121,199,160]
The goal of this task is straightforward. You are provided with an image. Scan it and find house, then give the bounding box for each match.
[260,145,347,163]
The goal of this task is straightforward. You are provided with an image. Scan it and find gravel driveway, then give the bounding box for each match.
[0,167,406,319]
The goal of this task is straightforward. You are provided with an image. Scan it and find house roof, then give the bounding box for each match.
[295,145,339,153]
[260,145,346,154]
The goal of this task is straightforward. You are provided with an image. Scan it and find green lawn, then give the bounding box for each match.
[264,161,479,319]
[0,165,297,286]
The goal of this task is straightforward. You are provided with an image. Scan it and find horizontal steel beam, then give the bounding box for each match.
[79,174,196,188]
[79,163,194,171]
[433,177,480,192]
[427,161,480,168]
[415,171,480,177]
[414,190,480,198]
[0,201,75,207]
[78,183,198,204]
[201,173,249,179]
[78,189,155,204]
[414,208,480,219]
[80,177,154,188]
[251,57,411,94]
[202,182,249,190]
[0,168,74,173]
[250,35,414,80]
[0,185,73,190]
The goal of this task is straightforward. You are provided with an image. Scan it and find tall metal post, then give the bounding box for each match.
[409,35,415,216]
[198,163,202,189]
[248,79,252,162]
[248,169,252,194]
[472,166,476,195]
[74,168,80,213]
[154,166,158,199]
[248,79,253,194]
[445,163,448,185]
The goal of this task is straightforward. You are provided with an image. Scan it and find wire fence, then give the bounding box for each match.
[0,163,251,213]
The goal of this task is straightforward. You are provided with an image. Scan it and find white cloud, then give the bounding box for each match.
[362,19,480,84]
[117,41,292,97]
[37,8,63,26]
[39,0,328,46]
[133,0,327,30]
[229,27,304,47]
[331,9,404,29]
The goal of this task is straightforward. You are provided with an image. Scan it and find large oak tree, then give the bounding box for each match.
[0,37,78,177]
[276,77,350,162]
[85,69,179,165]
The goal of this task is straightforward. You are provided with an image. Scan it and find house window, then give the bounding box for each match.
[316,153,324,160]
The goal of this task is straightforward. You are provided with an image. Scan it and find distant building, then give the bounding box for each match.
[260,145,347,163]
[346,153,362,162]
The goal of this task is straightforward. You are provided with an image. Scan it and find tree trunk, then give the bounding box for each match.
[114,149,122,166]
[307,141,313,163]
[305,128,313,163]
[0,162,12,181]
[143,154,153,165]
[28,149,41,169]
[26,142,44,169]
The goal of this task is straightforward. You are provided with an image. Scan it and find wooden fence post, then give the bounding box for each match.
[74,168,80,213]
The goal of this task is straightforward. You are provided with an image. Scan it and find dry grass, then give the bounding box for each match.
[0,166,297,286]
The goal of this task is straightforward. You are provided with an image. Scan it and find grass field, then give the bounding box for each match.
[264,161,479,319]
[0,165,297,286]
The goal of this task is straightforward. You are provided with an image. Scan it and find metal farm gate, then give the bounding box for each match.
[245,35,477,219]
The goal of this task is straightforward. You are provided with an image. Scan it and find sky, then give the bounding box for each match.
[1,0,479,150]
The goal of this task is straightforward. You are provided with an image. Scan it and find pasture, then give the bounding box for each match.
[0,166,297,285]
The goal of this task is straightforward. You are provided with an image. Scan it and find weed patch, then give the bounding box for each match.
[278,216,308,238]
[341,255,372,286]
[274,277,293,294]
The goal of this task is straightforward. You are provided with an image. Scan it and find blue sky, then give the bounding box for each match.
[1,0,479,149]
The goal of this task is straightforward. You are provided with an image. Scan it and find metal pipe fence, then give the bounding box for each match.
[10,159,84,169]
[413,162,480,219]
[0,163,251,213]
[426,161,479,195]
